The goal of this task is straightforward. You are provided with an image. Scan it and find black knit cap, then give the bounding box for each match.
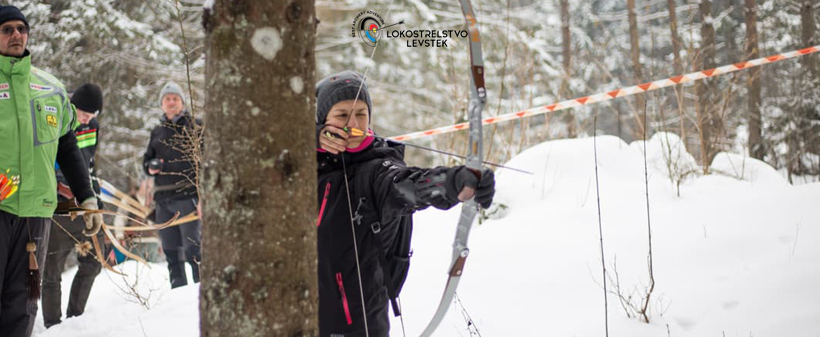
[0,5,29,29]
[315,71,372,125]
[71,83,103,115]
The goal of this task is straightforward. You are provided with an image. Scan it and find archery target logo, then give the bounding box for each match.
[353,11,385,47]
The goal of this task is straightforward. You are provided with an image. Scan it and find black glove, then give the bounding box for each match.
[474,168,495,208]
[451,167,495,209]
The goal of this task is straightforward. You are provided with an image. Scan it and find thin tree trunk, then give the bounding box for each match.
[745,0,764,160]
[668,0,690,155]
[696,0,720,171]
[667,0,683,75]
[800,0,819,172]
[200,1,318,336]
[801,0,818,79]
[722,0,741,63]
[560,0,577,138]
[628,0,646,137]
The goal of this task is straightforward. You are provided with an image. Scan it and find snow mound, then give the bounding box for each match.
[710,152,788,186]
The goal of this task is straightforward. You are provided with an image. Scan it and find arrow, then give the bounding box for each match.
[374,20,405,32]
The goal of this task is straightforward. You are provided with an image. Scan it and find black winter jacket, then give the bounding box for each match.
[143,111,201,202]
[56,119,100,204]
[54,129,95,205]
[317,137,463,337]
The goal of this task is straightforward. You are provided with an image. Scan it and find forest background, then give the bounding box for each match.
[9,0,818,188]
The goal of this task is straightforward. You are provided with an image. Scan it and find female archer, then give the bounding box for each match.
[315,70,495,336]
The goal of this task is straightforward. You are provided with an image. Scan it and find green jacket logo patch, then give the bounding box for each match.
[30,83,52,91]
[46,115,57,127]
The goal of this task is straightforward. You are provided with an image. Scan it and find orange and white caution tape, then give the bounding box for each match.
[389,45,820,141]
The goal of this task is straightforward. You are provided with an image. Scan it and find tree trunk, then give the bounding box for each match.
[722,0,741,63]
[628,0,646,137]
[560,0,577,138]
[696,0,720,171]
[799,0,820,173]
[745,0,764,160]
[200,1,318,336]
[667,0,683,75]
[801,0,818,79]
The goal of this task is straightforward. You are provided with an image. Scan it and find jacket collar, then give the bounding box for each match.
[0,49,31,76]
[317,136,406,174]
[161,109,190,125]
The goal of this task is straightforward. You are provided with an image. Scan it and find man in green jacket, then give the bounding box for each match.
[0,6,103,337]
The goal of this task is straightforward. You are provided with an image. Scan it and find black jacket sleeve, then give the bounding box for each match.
[143,129,157,175]
[81,119,101,196]
[372,161,465,220]
[79,118,99,172]
[56,129,95,203]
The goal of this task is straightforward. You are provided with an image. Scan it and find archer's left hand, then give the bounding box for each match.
[453,167,495,208]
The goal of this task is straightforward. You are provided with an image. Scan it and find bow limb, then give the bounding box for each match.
[419,0,486,335]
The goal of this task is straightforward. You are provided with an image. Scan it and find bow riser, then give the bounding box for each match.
[420,0,486,335]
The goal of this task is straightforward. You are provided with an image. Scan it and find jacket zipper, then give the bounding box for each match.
[317,182,331,227]
[9,58,20,211]
[336,272,353,325]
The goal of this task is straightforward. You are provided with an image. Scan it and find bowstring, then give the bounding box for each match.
[337,1,398,336]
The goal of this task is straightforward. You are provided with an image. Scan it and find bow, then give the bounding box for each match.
[419,0,486,335]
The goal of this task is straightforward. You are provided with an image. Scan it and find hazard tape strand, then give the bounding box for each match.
[388,45,820,141]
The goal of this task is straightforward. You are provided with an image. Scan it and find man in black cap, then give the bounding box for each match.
[42,83,105,328]
[0,6,101,336]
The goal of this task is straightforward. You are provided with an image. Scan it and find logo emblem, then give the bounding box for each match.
[46,115,57,127]
[30,84,52,91]
[352,11,386,48]
[0,92,9,100]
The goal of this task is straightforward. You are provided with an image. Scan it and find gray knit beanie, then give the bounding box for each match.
[158,81,186,107]
[315,71,372,125]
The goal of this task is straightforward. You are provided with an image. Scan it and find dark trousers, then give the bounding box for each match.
[0,210,48,337]
[155,197,201,288]
[41,216,102,328]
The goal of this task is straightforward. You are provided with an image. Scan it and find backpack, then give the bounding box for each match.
[354,158,413,317]
[377,214,412,316]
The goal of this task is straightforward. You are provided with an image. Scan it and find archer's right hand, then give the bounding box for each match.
[319,125,349,155]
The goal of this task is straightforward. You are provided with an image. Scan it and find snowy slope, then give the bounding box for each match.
[394,133,820,337]
[34,134,820,336]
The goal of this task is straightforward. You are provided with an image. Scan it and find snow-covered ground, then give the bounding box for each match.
[35,134,820,336]
[32,262,199,336]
